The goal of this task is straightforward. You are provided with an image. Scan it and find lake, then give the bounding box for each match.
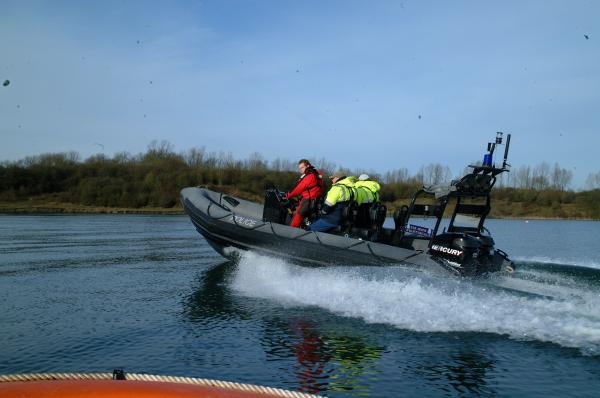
[1,214,599,397]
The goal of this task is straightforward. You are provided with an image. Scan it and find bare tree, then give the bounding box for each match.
[550,163,573,191]
[19,152,81,167]
[531,162,550,190]
[244,152,268,170]
[514,165,532,189]
[65,151,80,163]
[494,172,508,188]
[218,151,236,169]
[271,157,283,172]
[384,168,410,184]
[586,171,600,189]
[414,168,424,184]
[204,151,218,169]
[421,163,451,185]
[281,159,297,172]
[504,168,517,188]
[269,157,297,172]
[311,157,337,177]
[113,151,131,165]
[184,147,206,168]
[349,167,379,179]
[146,140,175,158]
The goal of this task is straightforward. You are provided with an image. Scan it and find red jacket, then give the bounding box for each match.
[287,167,324,200]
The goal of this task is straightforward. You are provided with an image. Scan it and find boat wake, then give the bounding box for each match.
[515,255,600,272]
[230,251,600,355]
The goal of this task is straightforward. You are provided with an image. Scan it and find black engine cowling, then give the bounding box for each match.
[429,232,499,274]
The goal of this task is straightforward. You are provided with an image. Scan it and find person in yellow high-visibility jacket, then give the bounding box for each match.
[354,174,381,204]
[353,174,382,228]
[308,171,356,232]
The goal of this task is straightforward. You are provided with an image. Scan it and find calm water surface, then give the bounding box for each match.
[1,215,600,397]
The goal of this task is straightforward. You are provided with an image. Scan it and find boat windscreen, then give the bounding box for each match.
[453,213,481,229]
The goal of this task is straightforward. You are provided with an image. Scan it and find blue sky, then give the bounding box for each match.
[1,1,598,187]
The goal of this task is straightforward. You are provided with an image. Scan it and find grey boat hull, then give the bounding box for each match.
[180,187,509,276]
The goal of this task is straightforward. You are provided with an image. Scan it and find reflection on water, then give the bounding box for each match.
[289,320,332,394]
[183,261,385,395]
[277,319,385,395]
[416,347,496,395]
[184,261,241,320]
[323,334,383,395]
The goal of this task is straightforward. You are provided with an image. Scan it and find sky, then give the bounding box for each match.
[1,0,598,187]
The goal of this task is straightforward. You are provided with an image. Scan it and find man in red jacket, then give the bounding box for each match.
[285,159,324,228]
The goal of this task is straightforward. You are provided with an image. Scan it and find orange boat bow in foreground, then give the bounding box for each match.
[0,380,296,398]
[0,373,320,398]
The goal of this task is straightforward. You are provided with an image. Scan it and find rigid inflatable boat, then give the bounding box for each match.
[181,134,514,277]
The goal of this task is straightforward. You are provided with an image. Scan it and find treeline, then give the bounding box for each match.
[0,142,298,208]
[1,141,599,219]
[384,162,578,191]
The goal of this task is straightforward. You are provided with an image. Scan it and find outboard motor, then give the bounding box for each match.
[430,232,506,275]
[430,232,479,260]
[475,235,495,258]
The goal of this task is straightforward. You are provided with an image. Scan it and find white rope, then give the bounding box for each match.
[0,372,324,398]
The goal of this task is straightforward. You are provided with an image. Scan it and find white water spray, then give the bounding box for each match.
[231,251,600,354]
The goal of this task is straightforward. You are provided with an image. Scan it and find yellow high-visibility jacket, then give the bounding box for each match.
[323,177,356,209]
[354,180,381,204]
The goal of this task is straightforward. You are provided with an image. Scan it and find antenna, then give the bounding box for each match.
[503,133,511,169]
